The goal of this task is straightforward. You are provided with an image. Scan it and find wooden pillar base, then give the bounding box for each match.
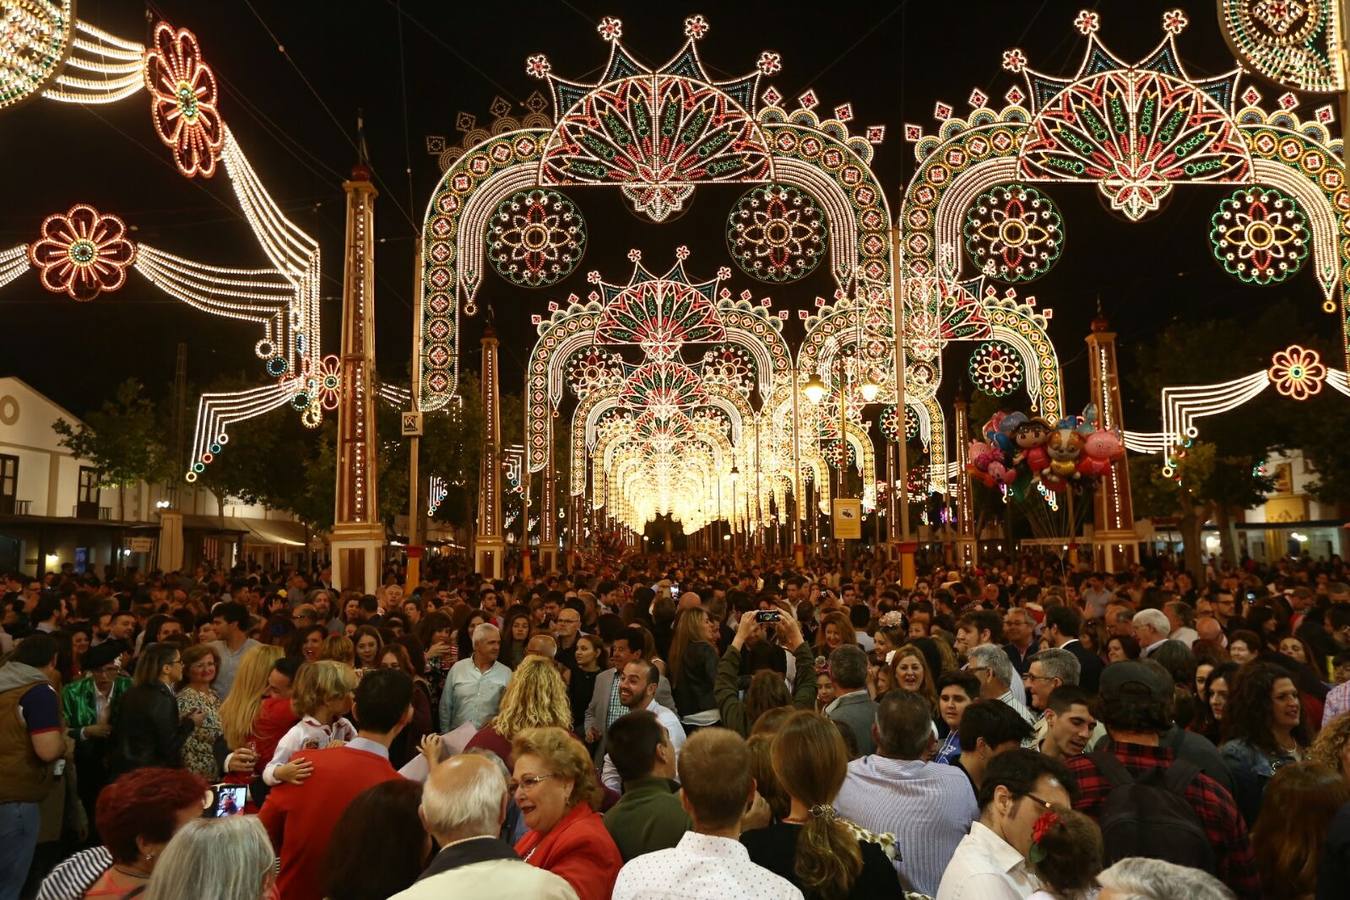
[475,537,505,580]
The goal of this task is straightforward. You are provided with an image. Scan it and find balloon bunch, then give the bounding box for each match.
[967,405,1124,498]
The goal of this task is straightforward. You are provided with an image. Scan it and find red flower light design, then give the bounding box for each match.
[144,22,224,178]
[29,205,137,302]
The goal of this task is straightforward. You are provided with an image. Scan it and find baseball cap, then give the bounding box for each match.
[1099,660,1169,702]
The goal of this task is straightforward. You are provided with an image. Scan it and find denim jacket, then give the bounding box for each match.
[1219,737,1299,826]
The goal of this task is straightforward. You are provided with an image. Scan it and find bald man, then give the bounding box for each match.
[394,754,576,899]
[1195,616,1227,648]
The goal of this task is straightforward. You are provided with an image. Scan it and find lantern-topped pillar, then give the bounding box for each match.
[331,164,383,594]
[475,323,505,578]
[1086,309,1139,572]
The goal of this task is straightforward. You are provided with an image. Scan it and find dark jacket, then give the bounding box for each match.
[108,682,192,774]
[1060,638,1102,695]
[1220,737,1298,827]
[671,642,718,719]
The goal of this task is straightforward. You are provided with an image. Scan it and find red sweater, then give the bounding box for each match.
[258,743,399,900]
[515,801,623,900]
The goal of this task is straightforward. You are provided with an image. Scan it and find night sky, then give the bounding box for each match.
[1,0,1337,434]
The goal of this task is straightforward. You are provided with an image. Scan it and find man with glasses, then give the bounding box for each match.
[936,749,1076,900]
[552,603,585,673]
[1001,609,1040,676]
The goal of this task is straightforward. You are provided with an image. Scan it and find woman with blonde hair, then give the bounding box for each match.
[263,660,357,786]
[1310,712,1350,782]
[741,710,900,898]
[465,655,572,768]
[511,726,622,900]
[667,607,719,723]
[216,646,297,811]
[319,633,355,665]
[143,816,275,900]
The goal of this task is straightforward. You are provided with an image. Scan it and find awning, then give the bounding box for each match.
[179,514,247,534]
[241,518,308,547]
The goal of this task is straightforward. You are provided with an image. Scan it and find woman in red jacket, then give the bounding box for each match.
[215,646,301,812]
[512,726,622,900]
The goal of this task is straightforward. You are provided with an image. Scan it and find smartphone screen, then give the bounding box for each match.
[204,784,247,817]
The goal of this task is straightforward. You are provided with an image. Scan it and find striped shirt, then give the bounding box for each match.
[998,689,1039,749]
[37,846,112,900]
[833,754,979,897]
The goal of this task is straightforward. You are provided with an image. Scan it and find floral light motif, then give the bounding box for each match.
[757,51,782,76]
[487,189,586,287]
[684,15,709,39]
[143,22,224,178]
[1161,9,1189,35]
[727,184,826,283]
[963,183,1063,282]
[29,204,137,301]
[969,340,1025,397]
[1001,49,1027,73]
[1210,186,1309,285]
[597,16,622,41]
[1074,10,1100,34]
[525,54,551,79]
[879,404,920,443]
[313,354,342,410]
[1268,345,1325,399]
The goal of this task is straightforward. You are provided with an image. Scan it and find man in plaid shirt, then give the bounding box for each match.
[1065,661,1260,900]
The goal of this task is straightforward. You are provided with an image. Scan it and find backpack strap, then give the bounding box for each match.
[1161,759,1201,797]
[1090,751,1135,788]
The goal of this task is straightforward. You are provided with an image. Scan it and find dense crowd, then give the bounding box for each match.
[2,547,1349,900]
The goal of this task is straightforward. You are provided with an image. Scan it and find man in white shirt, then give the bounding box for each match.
[937,749,1075,900]
[439,623,512,731]
[1163,600,1199,648]
[612,728,801,899]
[1132,609,1171,658]
[601,661,685,792]
[834,691,978,896]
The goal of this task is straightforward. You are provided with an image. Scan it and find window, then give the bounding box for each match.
[78,467,99,504]
[0,455,16,515]
[76,466,101,519]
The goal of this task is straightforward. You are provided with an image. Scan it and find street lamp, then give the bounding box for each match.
[729,463,739,481]
[803,373,827,404]
[859,378,880,403]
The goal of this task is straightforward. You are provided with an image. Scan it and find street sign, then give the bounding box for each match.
[832,499,862,540]
[401,411,423,436]
[126,537,154,553]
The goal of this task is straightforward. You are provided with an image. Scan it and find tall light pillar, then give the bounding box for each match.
[538,436,558,574]
[331,164,383,594]
[474,324,505,578]
[1086,310,1139,572]
[953,395,977,566]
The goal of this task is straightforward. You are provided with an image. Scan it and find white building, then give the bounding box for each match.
[0,376,314,577]
[1235,448,1346,562]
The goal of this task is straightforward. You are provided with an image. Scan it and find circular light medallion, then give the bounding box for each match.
[487,189,586,287]
[963,183,1063,282]
[1210,186,1309,285]
[0,0,75,111]
[727,183,827,283]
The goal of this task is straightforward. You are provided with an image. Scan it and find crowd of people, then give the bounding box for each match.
[2,546,1350,899]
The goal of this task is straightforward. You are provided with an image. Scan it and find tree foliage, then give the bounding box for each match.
[53,378,170,520]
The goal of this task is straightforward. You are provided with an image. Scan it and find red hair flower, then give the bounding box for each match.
[1032,809,1059,845]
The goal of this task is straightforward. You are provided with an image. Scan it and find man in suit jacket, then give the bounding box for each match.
[260,669,414,900]
[392,753,575,900]
[1044,605,1102,696]
[824,645,878,755]
[585,627,673,763]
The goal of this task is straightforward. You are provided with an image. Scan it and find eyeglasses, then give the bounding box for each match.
[509,773,557,793]
[967,666,990,677]
[1025,793,1056,811]
[1023,672,1056,683]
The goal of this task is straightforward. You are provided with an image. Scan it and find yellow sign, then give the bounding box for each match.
[833,499,862,540]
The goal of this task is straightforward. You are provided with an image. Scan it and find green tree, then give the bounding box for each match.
[53,379,170,521]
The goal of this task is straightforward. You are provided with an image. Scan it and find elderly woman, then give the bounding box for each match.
[466,656,572,768]
[74,767,208,898]
[143,816,275,900]
[176,644,224,780]
[512,726,623,900]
